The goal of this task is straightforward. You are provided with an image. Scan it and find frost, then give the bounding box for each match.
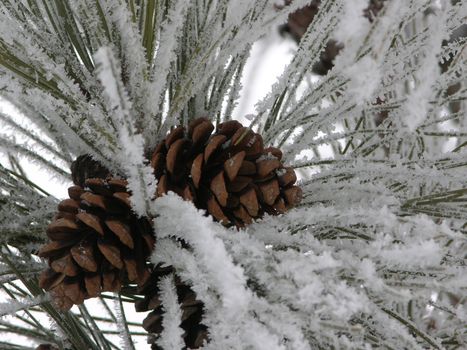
[344,56,380,104]
[456,305,466,322]
[152,193,251,318]
[0,294,49,317]
[94,47,156,217]
[156,275,185,350]
[376,239,443,267]
[256,152,278,162]
[113,295,136,350]
[401,7,448,131]
[275,168,287,177]
[0,0,465,348]
[334,0,369,44]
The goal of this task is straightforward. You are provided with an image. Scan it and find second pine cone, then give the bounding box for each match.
[151,118,302,227]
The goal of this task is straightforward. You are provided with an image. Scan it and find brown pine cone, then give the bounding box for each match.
[38,178,154,310]
[311,40,344,76]
[278,1,343,75]
[279,0,386,75]
[363,0,387,21]
[136,265,207,349]
[151,118,302,227]
[35,345,58,350]
[279,0,321,42]
[70,154,111,188]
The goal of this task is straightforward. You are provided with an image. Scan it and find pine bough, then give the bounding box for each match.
[0,0,465,349]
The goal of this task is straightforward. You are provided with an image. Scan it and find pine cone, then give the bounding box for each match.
[363,0,387,21]
[35,345,58,350]
[279,0,386,75]
[151,118,302,227]
[136,265,207,349]
[38,178,154,310]
[278,1,343,75]
[279,0,321,42]
[70,154,111,187]
[311,40,344,76]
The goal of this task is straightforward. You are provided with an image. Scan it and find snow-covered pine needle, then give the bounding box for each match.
[112,293,136,350]
[0,0,465,348]
[155,275,185,350]
[94,46,155,217]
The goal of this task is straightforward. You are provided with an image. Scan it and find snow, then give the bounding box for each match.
[0,294,49,317]
[152,193,251,321]
[94,47,156,217]
[156,276,185,350]
[0,0,466,348]
[334,0,369,45]
[375,238,443,267]
[344,56,381,105]
[113,294,137,350]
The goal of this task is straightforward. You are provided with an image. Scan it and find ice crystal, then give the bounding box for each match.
[0,0,465,349]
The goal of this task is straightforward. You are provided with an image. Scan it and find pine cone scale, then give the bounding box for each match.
[46,218,79,238]
[227,175,251,192]
[208,197,229,223]
[70,240,98,272]
[192,121,214,147]
[39,268,66,290]
[68,186,84,200]
[165,126,185,148]
[284,186,303,207]
[204,134,226,162]
[223,151,245,181]
[258,179,280,206]
[239,188,259,217]
[76,212,105,235]
[143,310,163,333]
[278,167,297,186]
[264,147,283,160]
[57,199,79,213]
[191,153,204,188]
[238,160,256,175]
[231,127,251,146]
[64,279,85,304]
[233,205,252,225]
[105,219,134,248]
[210,172,228,206]
[80,192,108,210]
[84,274,101,297]
[97,239,124,269]
[216,120,242,137]
[38,240,77,258]
[50,254,79,276]
[123,257,138,282]
[113,192,132,207]
[166,138,189,175]
[257,159,281,178]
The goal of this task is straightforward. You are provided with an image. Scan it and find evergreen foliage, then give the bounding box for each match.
[0,0,465,349]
